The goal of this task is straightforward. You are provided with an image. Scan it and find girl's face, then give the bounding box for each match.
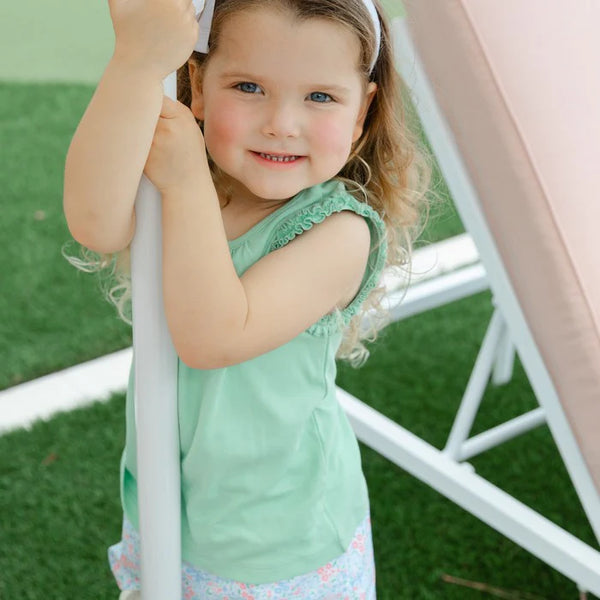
[189,7,377,203]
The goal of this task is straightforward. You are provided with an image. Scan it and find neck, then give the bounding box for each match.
[216,173,290,214]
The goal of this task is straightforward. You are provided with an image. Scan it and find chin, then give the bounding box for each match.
[246,182,307,201]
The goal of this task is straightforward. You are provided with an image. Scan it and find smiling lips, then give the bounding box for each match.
[253,151,304,164]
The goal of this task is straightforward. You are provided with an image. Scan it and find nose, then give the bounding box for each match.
[261,99,301,139]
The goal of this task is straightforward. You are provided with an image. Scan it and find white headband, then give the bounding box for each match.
[192,0,381,73]
[361,0,382,73]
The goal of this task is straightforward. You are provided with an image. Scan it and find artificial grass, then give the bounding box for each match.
[1,292,597,599]
[0,82,132,390]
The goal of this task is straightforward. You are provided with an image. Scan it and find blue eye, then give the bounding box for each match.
[236,82,262,94]
[309,92,333,103]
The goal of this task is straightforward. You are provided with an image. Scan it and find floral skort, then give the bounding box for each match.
[108,512,376,599]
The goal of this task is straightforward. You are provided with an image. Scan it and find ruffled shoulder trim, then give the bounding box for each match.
[266,182,387,336]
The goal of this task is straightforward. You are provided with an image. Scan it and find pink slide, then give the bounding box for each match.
[405,0,600,493]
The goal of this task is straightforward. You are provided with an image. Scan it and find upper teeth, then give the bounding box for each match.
[260,153,298,162]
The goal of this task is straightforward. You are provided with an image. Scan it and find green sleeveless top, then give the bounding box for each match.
[120,179,387,584]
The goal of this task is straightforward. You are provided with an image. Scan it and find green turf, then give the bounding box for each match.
[0,82,132,390]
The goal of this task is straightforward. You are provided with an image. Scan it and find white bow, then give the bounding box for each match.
[192,0,216,53]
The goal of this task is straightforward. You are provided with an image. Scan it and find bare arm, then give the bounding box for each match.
[63,57,164,253]
[161,180,371,370]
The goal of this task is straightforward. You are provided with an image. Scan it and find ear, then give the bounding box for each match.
[352,82,378,143]
[188,61,205,121]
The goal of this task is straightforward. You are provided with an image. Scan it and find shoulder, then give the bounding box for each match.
[283,208,371,268]
[267,180,381,254]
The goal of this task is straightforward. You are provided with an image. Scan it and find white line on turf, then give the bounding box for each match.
[0,348,132,435]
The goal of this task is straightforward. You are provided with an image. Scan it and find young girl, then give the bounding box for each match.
[63,0,431,597]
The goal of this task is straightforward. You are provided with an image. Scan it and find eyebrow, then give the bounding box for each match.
[219,72,352,94]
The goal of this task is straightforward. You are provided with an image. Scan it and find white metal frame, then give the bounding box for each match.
[130,73,181,599]
[337,16,600,596]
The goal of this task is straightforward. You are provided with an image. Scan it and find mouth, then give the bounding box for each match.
[252,151,304,164]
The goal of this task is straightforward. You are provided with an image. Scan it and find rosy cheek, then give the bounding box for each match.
[311,116,353,158]
[203,98,247,160]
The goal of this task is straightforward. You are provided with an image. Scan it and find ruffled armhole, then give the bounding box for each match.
[266,186,388,336]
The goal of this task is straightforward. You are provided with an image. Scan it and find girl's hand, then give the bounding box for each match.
[144,95,209,194]
[109,0,199,80]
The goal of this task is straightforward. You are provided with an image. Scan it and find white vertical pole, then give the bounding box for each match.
[130,71,181,599]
